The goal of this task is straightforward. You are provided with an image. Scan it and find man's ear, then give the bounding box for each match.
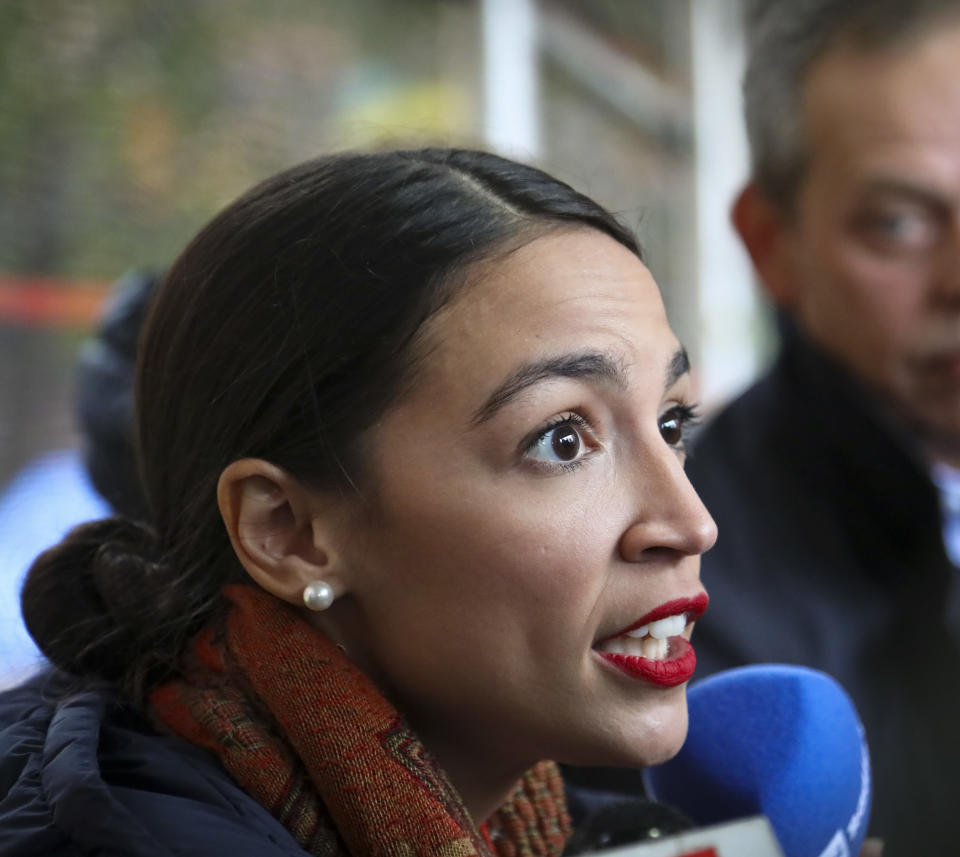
[217,458,348,606]
[732,182,801,307]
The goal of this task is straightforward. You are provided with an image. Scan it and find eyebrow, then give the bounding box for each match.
[666,346,690,389]
[860,177,951,210]
[470,346,690,425]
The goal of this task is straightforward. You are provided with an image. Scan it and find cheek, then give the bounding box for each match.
[844,253,928,317]
[805,235,929,345]
[348,488,614,728]
[361,483,611,646]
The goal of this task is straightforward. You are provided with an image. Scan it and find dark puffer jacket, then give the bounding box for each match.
[0,671,691,857]
[0,672,307,856]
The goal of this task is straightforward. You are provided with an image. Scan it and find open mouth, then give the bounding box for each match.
[593,593,708,687]
[596,611,690,659]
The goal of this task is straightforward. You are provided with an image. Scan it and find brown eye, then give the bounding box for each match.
[524,414,595,469]
[551,425,581,460]
[658,404,699,449]
[659,415,683,446]
[856,204,942,254]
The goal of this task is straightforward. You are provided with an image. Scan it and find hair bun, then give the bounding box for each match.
[21,517,168,681]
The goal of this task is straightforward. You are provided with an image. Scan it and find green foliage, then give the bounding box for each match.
[0,0,473,279]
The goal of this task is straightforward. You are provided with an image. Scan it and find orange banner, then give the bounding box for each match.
[0,278,110,328]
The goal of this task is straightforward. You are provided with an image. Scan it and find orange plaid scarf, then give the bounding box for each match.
[150,584,571,857]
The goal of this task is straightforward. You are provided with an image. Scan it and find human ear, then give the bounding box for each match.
[217,458,348,606]
[732,182,801,307]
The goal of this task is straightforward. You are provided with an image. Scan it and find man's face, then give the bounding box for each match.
[772,24,960,449]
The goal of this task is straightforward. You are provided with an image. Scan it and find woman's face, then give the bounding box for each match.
[335,228,716,795]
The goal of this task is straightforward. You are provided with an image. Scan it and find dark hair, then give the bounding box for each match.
[22,147,640,704]
[743,0,960,207]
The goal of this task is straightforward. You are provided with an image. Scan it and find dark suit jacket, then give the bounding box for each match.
[688,332,960,854]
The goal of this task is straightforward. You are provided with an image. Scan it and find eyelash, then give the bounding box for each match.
[522,412,597,473]
[659,402,701,453]
[521,401,701,473]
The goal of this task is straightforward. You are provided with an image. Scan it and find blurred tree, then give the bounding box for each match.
[0,0,478,281]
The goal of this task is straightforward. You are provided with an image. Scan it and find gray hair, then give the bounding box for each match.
[743,0,960,207]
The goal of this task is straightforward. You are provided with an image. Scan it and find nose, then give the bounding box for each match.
[618,448,718,563]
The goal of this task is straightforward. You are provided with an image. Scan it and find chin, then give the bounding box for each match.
[631,688,690,762]
[895,381,960,443]
[905,407,960,461]
[926,406,960,446]
[640,730,687,767]
[564,696,690,770]
[630,715,689,768]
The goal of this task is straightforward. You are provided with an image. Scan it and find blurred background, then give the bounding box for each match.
[0,0,761,676]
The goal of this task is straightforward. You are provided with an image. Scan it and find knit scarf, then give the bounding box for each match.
[150,584,571,857]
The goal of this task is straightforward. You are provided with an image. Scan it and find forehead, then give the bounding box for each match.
[802,24,960,182]
[409,228,676,398]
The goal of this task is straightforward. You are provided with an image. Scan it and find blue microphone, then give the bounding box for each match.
[643,665,871,857]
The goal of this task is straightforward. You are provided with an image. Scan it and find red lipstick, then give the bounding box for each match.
[599,639,697,687]
[595,592,708,688]
[618,593,709,638]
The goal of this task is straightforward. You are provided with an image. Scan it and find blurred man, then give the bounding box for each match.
[689,0,960,851]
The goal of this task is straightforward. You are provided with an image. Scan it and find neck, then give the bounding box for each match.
[343,655,536,825]
[414,724,532,825]
[447,762,526,826]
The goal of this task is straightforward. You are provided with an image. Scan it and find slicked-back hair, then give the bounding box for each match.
[21,148,640,705]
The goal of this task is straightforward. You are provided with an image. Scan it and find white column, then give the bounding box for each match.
[691,0,759,408]
[481,0,541,159]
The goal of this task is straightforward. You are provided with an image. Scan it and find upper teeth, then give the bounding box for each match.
[627,614,686,639]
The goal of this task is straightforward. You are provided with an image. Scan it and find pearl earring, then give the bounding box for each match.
[302,580,336,611]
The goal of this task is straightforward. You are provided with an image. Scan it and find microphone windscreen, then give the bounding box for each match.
[643,664,871,857]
